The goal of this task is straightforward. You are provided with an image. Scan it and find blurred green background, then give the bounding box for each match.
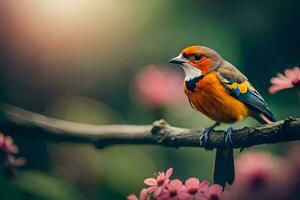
[0,0,299,199]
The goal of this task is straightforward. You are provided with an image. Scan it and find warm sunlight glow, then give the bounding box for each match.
[36,0,89,19]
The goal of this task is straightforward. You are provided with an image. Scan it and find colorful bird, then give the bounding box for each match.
[169,45,276,188]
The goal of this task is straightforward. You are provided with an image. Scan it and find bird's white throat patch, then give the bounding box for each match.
[181,64,203,81]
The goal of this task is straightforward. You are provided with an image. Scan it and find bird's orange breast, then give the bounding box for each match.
[184,71,249,123]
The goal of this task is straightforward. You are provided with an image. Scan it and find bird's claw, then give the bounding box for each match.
[224,127,234,147]
[200,127,213,150]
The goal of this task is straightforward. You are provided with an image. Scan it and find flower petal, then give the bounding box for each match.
[277,73,291,81]
[179,185,188,193]
[127,195,139,200]
[270,77,291,85]
[144,178,157,186]
[139,188,150,200]
[284,69,297,81]
[178,192,193,200]
[5,136,13,146]
[146,186,156,193]
[156,189,169,200]
[198,181,209,191]
[185,177,200,189]
[269,84,294,94]
[6,144,19,154]
[194,193,208,200]
[293,67,300,80]
[209,184,223,195]
[153,186,164,198]
[168,179,183,191]
[165,168,173,178]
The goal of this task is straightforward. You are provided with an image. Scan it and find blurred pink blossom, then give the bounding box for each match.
[127,188,150,200]
[222,151,289,200]
[269,66,300,94]
[288,144,300,171]
[0,133,19,154]
[287,142,300,183]
[180,178,209,199]
[144,168,173,198]
[135,65,184,108]
[157,179,188,200]
[286,144,300,195]
[235,151,278,189]
[201,184,223,200]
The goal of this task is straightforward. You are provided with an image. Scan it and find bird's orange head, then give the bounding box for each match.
[169,46,223,81]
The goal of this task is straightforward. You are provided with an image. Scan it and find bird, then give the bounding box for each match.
[168,45,276,188]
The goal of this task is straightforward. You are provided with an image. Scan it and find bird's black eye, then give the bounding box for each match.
[194,53,202,60]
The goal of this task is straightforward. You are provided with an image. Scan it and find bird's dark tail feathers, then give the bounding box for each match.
[213,147,235,188]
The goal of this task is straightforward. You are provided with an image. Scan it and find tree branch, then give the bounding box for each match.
[0,104,299,149]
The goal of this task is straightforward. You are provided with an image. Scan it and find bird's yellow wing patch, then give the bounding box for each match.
[217,69,276,122]
[226,82,248,94]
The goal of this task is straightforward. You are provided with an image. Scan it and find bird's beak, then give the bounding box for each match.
[168,55,186,65]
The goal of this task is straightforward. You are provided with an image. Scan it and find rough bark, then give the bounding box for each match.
[0,104,298,149]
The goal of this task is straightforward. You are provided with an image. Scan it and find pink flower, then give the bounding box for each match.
[0,133,19,154]
[127,188,150,200]
[144,168,173,198]
[129,168,223,200]
[180,178,209,199]
[135,65,184,108]
[285,144,300,193]
[201,184,223,200]
[223,151,289,200]
[157,179,188,200]
[269,66,300,94]
[234,151,279,190]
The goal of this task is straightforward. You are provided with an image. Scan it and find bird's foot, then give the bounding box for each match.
[200,123,220,150]
[199,127,212,147]
[224,126,234,147]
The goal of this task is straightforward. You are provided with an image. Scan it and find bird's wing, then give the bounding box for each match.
[217,62,276,122]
